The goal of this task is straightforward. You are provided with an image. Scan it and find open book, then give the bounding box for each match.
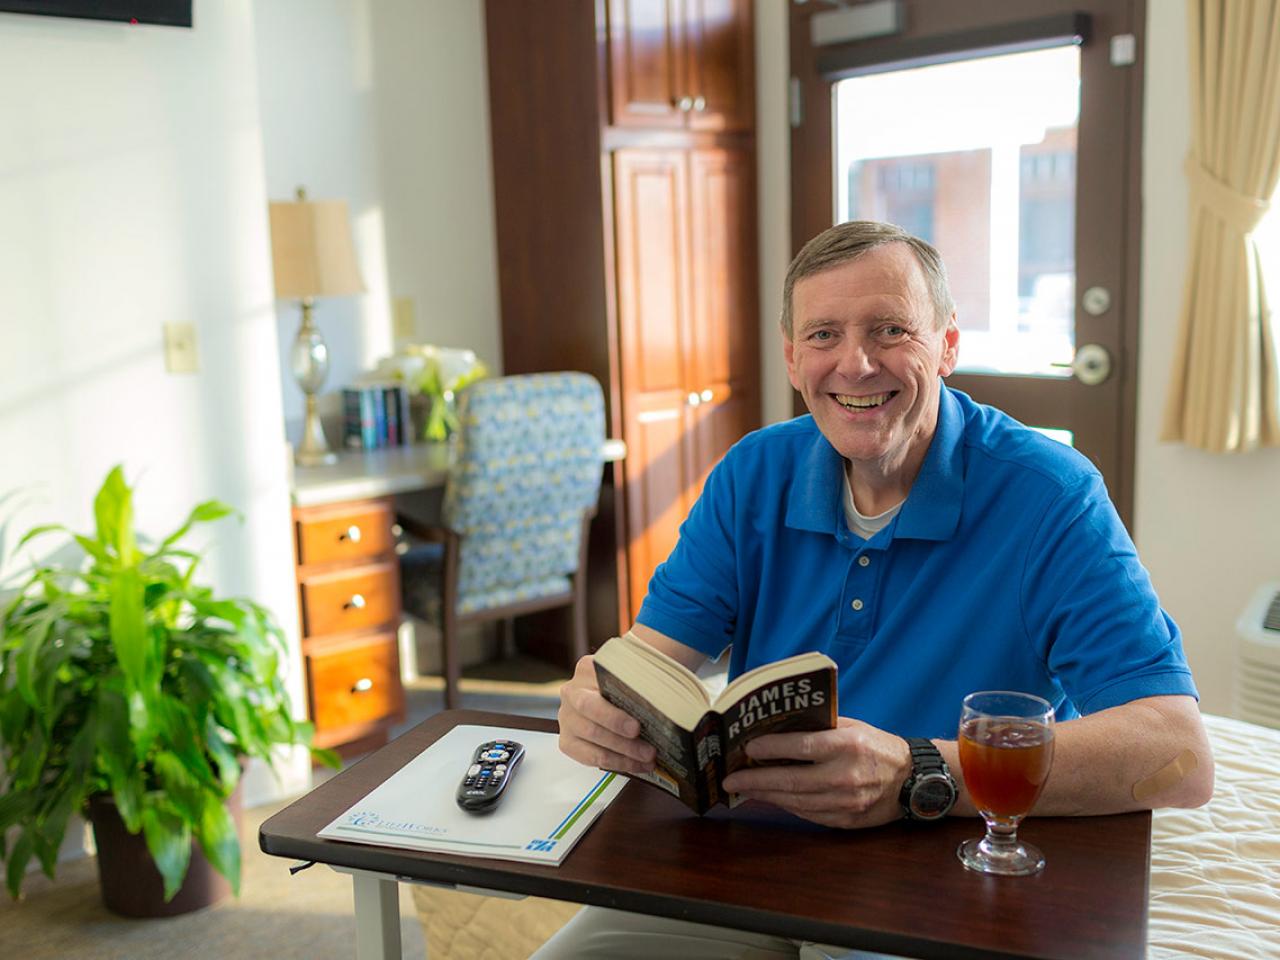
[593,634,837,814]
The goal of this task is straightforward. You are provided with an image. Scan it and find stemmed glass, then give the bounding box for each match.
[956,691,1056,876]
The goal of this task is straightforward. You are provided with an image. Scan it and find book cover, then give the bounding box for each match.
[358,388,376,449]
[342,388,363,450]
[318,725,626,866]
[593,639,837,815]
[383,385,401,446]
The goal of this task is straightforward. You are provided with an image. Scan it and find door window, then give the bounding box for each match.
[834,46,1080,377]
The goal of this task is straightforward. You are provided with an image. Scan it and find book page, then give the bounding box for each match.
[318,725,625,866]
[593,634,711,729]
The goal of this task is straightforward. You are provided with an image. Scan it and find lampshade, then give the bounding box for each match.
[268,194,364,299]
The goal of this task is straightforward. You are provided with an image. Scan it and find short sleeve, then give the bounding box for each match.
[635,451,742,658]
[1019,473,1198,714]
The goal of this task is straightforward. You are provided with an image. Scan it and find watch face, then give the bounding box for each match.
[910,773,956,819]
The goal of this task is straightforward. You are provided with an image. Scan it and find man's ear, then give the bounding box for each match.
[782,329,801,391]
[938,315,960,377]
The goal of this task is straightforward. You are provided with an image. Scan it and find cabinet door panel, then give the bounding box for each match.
[684,0,754,132]
[614,148,696,613]
[622,398,693,612]
[608,0,686,128]
[614,149,691,395]
[687,146,759,486]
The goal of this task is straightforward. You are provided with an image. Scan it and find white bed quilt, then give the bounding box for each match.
[1148,713,1280,959]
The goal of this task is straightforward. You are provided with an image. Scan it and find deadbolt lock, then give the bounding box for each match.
[1082,286,1112,316]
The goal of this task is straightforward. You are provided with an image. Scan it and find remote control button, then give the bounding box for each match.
[468,763,480,776]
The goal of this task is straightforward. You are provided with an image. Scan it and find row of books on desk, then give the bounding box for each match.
[342,384,414,449]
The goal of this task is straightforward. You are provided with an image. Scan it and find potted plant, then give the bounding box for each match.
[0,466,336,915]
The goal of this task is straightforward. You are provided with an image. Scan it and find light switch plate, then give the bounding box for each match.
[163,322,199,373]
[393,297,416,340]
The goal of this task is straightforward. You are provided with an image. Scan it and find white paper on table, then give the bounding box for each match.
[318,725,625,866]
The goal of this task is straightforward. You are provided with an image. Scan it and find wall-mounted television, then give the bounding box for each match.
[0,1,191,27]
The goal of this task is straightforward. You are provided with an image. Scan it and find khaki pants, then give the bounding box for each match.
[529,906,905,960]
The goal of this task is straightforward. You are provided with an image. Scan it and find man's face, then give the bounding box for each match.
[784,243,959,474]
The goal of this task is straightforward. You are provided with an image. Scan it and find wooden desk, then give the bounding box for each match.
[260,710,1151,960]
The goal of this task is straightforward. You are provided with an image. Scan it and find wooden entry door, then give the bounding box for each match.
[790,0,1144,525]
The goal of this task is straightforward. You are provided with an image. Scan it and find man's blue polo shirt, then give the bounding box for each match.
[636,385,1197,739]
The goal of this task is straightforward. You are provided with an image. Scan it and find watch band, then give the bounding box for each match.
[898,737,956,821]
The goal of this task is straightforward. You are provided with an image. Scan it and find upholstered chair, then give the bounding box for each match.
[398,372,606,709]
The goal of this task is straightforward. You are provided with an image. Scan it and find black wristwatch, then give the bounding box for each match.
[898,737,957,821]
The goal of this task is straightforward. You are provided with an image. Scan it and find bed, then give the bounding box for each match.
[412,713,1280,959]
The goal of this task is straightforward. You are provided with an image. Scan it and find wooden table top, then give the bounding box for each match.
[260,710,1150,960]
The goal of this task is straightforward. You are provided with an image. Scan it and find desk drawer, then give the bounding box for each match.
[296,501,395,567]
[300,562,398,638]
[307,635,403,733]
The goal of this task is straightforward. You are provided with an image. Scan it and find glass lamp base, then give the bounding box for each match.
[957,835,1045,876]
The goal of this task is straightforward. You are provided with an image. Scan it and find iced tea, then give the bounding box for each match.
[958,717,1054,818]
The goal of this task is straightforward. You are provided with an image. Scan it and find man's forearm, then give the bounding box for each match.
[935,695,1214,818]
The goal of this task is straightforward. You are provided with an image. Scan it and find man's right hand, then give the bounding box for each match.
[557,654,657,775]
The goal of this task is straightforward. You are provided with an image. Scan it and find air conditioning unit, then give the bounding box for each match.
[1236,581,1280,730]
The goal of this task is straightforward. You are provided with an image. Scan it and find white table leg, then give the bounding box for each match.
[351,870,403,960]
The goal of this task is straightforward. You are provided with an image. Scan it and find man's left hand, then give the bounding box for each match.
[720,718,912,828]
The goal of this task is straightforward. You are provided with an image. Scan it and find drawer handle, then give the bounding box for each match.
[351,677,374,694]
[344,593,367,610]
[340,525,363,544]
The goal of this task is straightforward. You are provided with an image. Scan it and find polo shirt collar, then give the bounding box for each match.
[783,382,964,542]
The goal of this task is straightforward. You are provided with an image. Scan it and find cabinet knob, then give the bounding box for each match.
[340,525,362,544]
[677,96,693,112]
[344,593,367,610]
[700,388,713,402]
[692,95,707,112]
[351,677,374,694]
[687,391,702,407]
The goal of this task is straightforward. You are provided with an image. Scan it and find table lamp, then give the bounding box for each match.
[269,187,365,466]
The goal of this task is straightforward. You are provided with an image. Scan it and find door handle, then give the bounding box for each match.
[1052,344,1112,386]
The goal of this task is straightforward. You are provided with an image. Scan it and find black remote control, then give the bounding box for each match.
[456,739,525,813]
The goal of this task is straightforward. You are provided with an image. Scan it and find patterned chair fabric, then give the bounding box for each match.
[442,372,605,615]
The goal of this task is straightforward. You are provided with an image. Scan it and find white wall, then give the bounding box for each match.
[755,0,794,426]
[253,0,501,449]
[253,0,395,443]
[1136,2,1280,714]
[369,0,502,372]
[0,3,307,802]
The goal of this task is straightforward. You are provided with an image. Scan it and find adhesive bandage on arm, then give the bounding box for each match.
[1132,749,1199,803]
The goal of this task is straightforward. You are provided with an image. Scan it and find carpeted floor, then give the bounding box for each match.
[0,663,567,960]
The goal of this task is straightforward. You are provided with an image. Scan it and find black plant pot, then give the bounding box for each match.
[86,786,243,918]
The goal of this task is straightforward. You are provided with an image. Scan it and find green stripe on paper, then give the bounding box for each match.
[334,826,522,850]
[550,773,616,840]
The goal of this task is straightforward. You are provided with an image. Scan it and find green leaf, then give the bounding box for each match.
[107,567,149,692]
[310,745,342,770]
[0,791,35,835]
[13,523,66,553]
[5,829,34,900]
[140,801,192,903]
[71,534,109,566]
[154,500,236,555]
[14,606,56,711]
[195,796,241,896]
[93,465,138,565]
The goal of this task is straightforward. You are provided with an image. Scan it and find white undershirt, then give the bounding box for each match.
[842,468,904,540]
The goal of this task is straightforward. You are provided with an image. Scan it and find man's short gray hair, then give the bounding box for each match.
[780,220,957,337]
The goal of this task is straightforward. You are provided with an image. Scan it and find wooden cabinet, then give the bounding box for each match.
[292,497,405,753]
[607,0,754,132]
[486,0,759,628]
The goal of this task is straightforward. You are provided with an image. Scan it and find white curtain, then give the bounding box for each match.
[1161,0,1280,452]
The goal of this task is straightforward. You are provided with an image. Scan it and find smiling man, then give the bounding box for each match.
[540,221,1212,959]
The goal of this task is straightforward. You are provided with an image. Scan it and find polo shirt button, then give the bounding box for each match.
[858,556,870,567]
[851,598,864,611]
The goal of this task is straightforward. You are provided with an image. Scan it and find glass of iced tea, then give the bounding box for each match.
[956,690,1055,876]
